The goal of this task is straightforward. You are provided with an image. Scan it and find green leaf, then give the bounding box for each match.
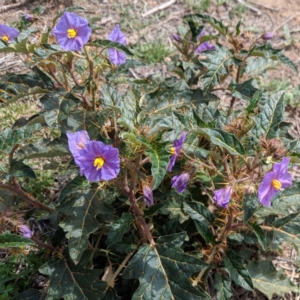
[16,136,69,160]
[271,211,300,252]
[100,84,121,107]
[58,176,87,203]
[251,91,285,139]
[146,144,169,190]
[184,14,228,35]
[247,259,299,298]
[140,78,193,116]
[0,231,35,248]
[243,194,259,223]
[122,232,210,300]
[106,213,134,247]
[223,250,253,291]
[214,274,232,300]
[250,42,298,73]
[13,289,45,300]
[160,190,190,224]
[58,188,115,263]
[39,252,104,300]
[31,6,44,15]
[183,202,215,244]
[192,128,245,156]
[230,79,258,101]
[245,57,277,77]
[249,222,266,250]
[201,45,240,93]
[246,90,263,114]
[88,39,134,56]
[8,160,36,179]
[0,124,42,154]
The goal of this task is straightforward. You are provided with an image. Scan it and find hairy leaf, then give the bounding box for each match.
[0,231,35,248]
[244,194,259,223]
[122,232,209,299]
[201,45,240,93]
[251,91,285,139]
[214,274,232,300]
[250,42,298,73]
[160,190,190,223]
[183,202,215,243]
[247,259,299,298]
[184,14,228,35]
[146,143,169,190]
[224,250,253,291]
[0,124,42,153]
[193,128,245,156]
[58,188,115,263]
[106,213,134,247]
[249,222,266,250]
[230,79,258,101]
[39,252,104,300]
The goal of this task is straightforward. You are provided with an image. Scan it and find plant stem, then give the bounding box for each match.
[106,250,135,289]
[193,207,234,286]
[1,177,54,213]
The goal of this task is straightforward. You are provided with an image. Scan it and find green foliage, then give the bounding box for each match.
[0,8,299,300]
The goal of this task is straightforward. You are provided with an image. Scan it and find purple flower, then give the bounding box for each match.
[107,24,126,65]
[167,132,186,172]
[18,225,33,238]
[173,34,181,42]
[67,130,90,161]
[213,186,233,208]
[0,24,19,43]
[143,186,154,206]
[258,157,292,206]
[24,14,34,22]
[52,12,91,51]
[195,30,215,54]
[262,32,274,40]
[75,140,120,182]
[171,173,190,193]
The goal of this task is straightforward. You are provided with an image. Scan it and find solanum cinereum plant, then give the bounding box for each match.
[0,7,299,299]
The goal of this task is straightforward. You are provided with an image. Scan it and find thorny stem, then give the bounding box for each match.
[106,250,135,290]
[193,207,235,286]
[228,63,243,116]
[1,177,54,213]
[60,61,92,107]
[122,155,156,246]
[31,236,55,251]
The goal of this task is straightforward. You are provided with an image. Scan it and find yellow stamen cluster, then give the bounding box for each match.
[271,179,282,191]
[94,157,105,170]
[170,147,175,155]
[2,35,9,42]
[67,29,77,38]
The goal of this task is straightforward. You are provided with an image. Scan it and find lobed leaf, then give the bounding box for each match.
[58,187,115,263]
[251,91,285,139]
[223,250,253,291]
[122,232,210,300]
[247,259,299,298]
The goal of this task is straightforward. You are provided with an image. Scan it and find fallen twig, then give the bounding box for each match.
[235,0,261,15]
[248,0,279,12]
[273,13,300,33]
[141,0,176,18]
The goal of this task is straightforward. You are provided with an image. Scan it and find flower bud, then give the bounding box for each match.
[262,32,274,40]
[24,14,34,22]
[173,34,181,42]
